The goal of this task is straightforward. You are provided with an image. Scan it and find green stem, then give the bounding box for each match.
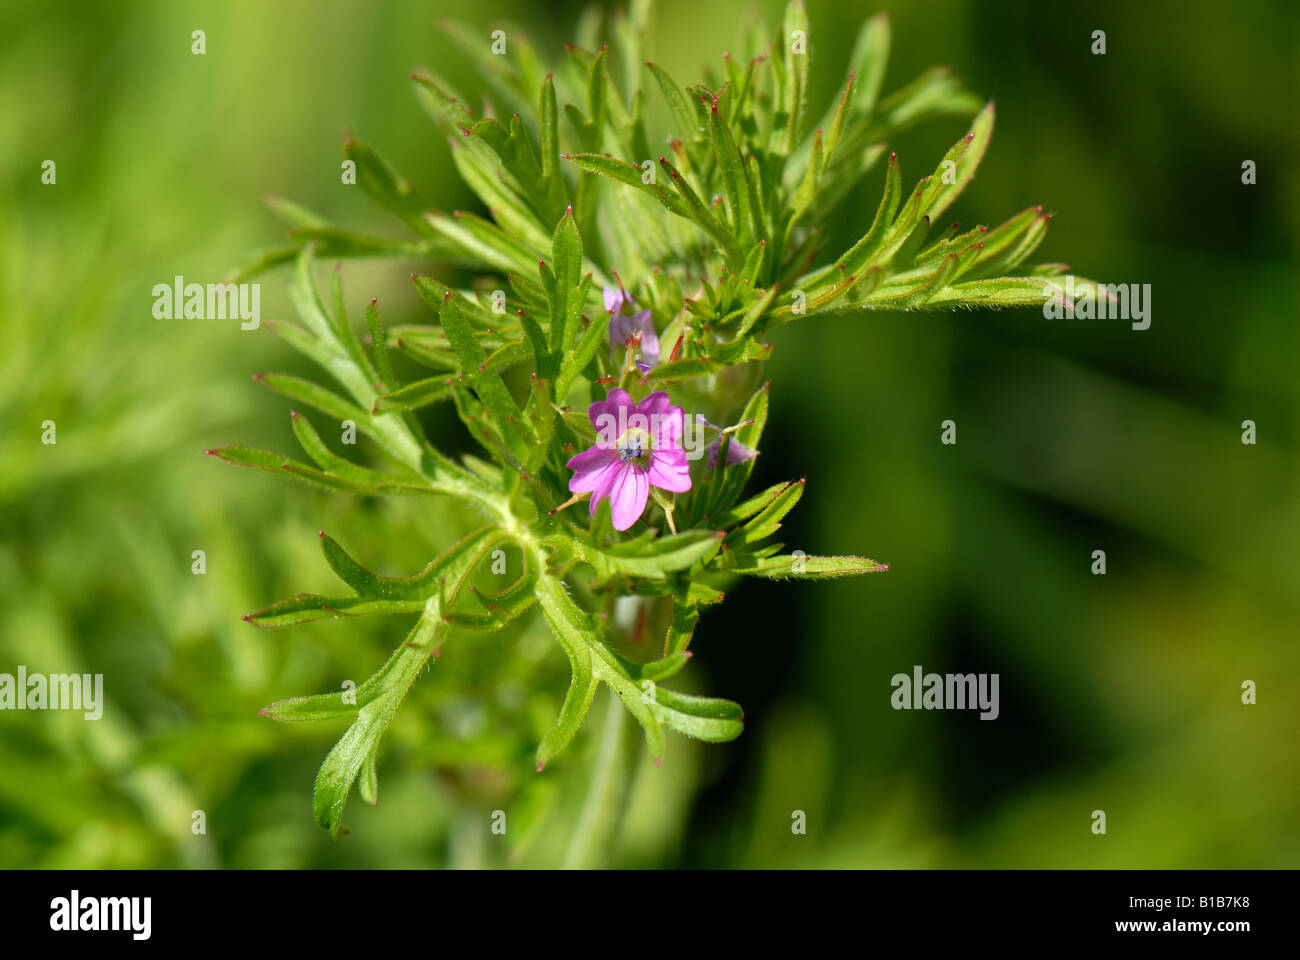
[561,690,626,869]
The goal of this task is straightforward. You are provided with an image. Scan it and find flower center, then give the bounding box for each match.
[616,426,651,463]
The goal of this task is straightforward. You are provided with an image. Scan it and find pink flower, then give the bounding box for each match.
[605,286,660,373]
[566,389,691,531]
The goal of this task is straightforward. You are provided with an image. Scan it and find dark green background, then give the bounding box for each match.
[1,0,1296,867]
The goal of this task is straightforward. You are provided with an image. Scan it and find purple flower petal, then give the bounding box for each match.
[641,393,682,449]
[566,446,620,494]
[599,463,649,531]
[604,286,635,316]
[648,448,691,492]
[638,391,671,417]
[588,388,635,445]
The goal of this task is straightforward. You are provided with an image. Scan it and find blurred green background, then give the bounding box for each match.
[2,0,1296,868]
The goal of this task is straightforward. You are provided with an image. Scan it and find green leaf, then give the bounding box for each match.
[929,101,994,221]
[358,748,380,806]
[533,570,667,764]
[710,103,755,248]
[365,298,397,392]
[724,477,804,548]
[311,616,435,835]
[564,153,685,217]
[780,0,810,156]
[556,311,610,400]
[253,372,369,426]
[265,194,329,229]
[710,480,792,528]
[289,412,414,488]
[395,337,458,371]
[613,648,694,684]
[286,227,442,261]
[344,137,432,236]
[546,528,724,581]
[643,356,724,384]
[258,691,358,724]
[206,444,389,496]
[372,376,454,414]
[659,155,745,267]
[651,686,744,743]
[534,639,598,771]
[426,210,536,275]
[547,209,586,357]
[923,275,1067,309]
[712,283,779,356]
[645,62,701,143]
[244,593,424,629]
[716,552,889,578]
[319,527,501,601]
[540,73,561,180]
[801,151,901,293]
[436,294,534,458]
[310,527,499,836]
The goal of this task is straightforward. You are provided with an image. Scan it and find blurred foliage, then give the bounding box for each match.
[1,0,1296,868]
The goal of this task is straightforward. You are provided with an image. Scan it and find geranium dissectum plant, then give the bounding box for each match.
[217,1,1095,836]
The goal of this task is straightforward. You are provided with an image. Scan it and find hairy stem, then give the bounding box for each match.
[562,690,626,869]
